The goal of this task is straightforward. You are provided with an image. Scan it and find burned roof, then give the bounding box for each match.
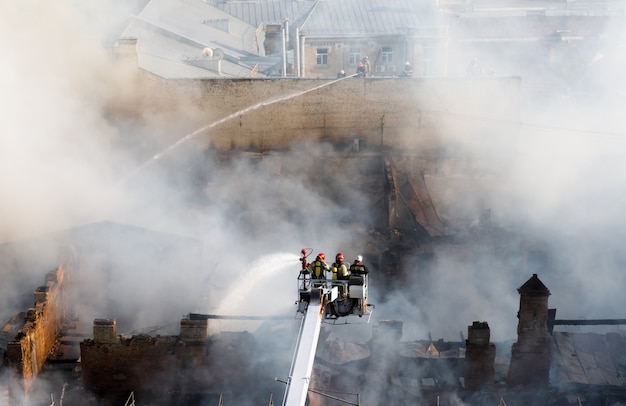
[552,331,626,387]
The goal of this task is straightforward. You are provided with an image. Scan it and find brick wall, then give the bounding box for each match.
[80,318,257,403]
[6,263,69,399]
[464,321,496,390]
[148,76,521,155]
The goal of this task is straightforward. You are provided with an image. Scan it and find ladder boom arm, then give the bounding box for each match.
[283,288,324,406]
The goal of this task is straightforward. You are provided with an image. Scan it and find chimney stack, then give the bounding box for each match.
[464,321,496,390]
[507,274,551,389]
[93,318,118,344]
[180,314,210,343]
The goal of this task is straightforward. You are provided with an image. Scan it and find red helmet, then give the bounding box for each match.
[336,253,344,261]
[318,252,326,261]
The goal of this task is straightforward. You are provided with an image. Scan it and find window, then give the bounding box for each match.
[381,47,393,64]
[349,47,361,65]
[422,42,435,76]
[316,48,328,65]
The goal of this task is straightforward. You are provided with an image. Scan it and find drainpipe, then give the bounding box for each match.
[282,19,287,77]
[281,26,287,77]
[299,32,306,77]
[295,26,301,77]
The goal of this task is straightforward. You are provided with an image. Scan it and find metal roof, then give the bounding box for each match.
[120,0,438,78]
[301,0,432,37]
[122,0,272,78]
[552,331,626,387]
[207,0,434,38]
[205,0,318,27]
[517,273,551,296]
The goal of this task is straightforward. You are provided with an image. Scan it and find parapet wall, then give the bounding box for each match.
[146,76,521,155]
[80,317,257,403]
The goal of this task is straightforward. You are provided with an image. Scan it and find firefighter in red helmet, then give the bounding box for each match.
[332,252,350,281]
[308,252,330,280]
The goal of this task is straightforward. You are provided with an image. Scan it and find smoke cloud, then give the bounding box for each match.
[2,1,626,404]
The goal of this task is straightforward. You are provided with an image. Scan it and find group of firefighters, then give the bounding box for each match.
[304,252,369,281]
[337,56,413,78]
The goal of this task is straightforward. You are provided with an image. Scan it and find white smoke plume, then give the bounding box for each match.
[3,1,626,404]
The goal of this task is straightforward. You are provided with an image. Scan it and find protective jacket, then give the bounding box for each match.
[332,262,349,280]
[310,259,330,279]
[349,263,368,275]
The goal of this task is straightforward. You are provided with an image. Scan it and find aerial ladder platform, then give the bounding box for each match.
[281,249,373,406]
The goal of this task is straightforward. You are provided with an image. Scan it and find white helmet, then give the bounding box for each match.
[356,255,363,262]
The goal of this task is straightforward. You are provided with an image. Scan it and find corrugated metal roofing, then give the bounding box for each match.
[205,0,317,27]
[207,0,433,37]
[304,0,433,37]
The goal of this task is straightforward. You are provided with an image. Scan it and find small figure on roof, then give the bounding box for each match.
[362,56,371,77]
[356,61,366,77]
[400,61,413,77]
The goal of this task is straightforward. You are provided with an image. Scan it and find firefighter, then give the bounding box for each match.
[308,252,330,280]
[349,255,369,276]
[356,61,365,77]
[332,252,350,297]
[332,252,350,280]
[362,56,371,77]
[400,61,413,77]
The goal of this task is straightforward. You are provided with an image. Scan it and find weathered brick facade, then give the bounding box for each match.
[507,274,552,389]
[6,257,73,401]
[464,321,496,391]
[80,316,258,404]
[138,74,520,156]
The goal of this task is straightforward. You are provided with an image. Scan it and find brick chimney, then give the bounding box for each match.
[93,318,118,344]
[464,321,496,390]
[180,314,209,343]
[507,274,551,389]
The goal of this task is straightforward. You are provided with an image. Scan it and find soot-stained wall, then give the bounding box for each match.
[80,318,258,404]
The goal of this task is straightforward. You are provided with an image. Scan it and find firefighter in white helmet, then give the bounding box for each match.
[349,255,369,276]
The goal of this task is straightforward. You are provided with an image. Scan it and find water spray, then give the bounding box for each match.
[119,75,356,185]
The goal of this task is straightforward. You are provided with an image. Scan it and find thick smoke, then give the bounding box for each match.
[409,19,626,343]
[3,1,626,404]
[0,1,381,402]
